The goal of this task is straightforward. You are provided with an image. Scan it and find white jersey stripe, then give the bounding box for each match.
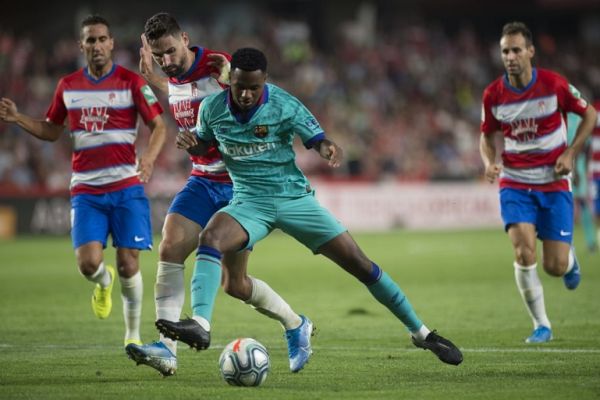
[504,125,566,153]
[71,129,137,151]
[492,94,557,123]
[591,136,600,152]
[192,160,227,174]
[167,77,222,104]
[590,161,600,174]
[64,90,133,109]
[70,165,137,189]
[501,165,568,185]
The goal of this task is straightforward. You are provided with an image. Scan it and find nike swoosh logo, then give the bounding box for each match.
[71,98,84,103]
[560,230,571,236]
[134,236,145,242]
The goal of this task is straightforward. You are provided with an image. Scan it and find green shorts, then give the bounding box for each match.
[221,192,346,253]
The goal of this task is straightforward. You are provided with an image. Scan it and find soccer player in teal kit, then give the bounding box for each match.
[165,47,463,367]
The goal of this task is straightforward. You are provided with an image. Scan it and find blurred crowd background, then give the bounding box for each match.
[1,0,599,195]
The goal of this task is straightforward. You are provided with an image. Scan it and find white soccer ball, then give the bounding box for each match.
[218,338,270,387]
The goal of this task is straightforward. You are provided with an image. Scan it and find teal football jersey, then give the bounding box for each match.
[196,84,324,198]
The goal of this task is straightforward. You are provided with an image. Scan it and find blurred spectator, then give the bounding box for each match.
[1,5,599,195]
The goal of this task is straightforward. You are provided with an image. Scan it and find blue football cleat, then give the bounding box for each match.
[285,315,315,373]
[525,326,553,344]
[126,341,177,377]
[563,248,581,290]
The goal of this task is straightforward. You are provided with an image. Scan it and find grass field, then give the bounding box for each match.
[0,228,599,399]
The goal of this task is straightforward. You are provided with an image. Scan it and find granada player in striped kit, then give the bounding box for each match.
[0,16,167,347]
[125,13,310,377]
[590,101,600,245]
[480,21,597,343]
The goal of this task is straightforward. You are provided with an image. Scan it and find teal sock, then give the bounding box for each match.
[580,203,597,249]
[191,248,222,322]
[367,271,422,332]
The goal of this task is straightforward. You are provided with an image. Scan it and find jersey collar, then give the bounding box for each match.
[503,67,537,94]
[83,63,116,84]
[226,84,270,124]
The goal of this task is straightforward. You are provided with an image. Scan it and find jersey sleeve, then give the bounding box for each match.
[45,78,68,125]
[289,97,325,147]
[558,78,588,116]
[480,87,500,135]
[131,74,163,123]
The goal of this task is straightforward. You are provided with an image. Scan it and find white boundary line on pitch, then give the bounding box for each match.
[1,343,599,353]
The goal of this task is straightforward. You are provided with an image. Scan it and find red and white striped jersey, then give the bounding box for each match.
[168,47,231,183]
[481,68,588,191]
[590,101,600,180]
[46,64,163,195]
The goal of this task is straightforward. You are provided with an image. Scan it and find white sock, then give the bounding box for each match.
[514,262,551,329]
[564,247,575,274]
[410,324,431,341]
[155,261,185,355]
[192,316,211,332]
[120,271,143,343]
[246,276,302,330]
[85,262,111,288]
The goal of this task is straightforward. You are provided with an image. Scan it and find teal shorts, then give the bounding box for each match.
[221,192,346,253]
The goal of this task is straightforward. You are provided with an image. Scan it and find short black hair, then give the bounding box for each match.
[231,48,267,73]
[144,12,182,41]
[81,15,111,36]
[501,21,533,46]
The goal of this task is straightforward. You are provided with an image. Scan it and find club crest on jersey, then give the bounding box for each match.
[538,100,546,115]
[254,125,268,138]
[80,107,109,132]
[108,92,116,105]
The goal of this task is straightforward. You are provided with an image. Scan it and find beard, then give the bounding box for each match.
[162,63,185,78]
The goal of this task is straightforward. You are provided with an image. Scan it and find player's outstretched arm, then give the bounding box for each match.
[314,138,343,168]
[137,114,167,183]
[0,97,63,141]
[479,132,502,183]
[139,34,169,94]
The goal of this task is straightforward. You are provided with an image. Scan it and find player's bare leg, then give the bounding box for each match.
[76,242,115,320]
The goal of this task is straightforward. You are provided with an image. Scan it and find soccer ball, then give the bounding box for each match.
[218,338,270,387]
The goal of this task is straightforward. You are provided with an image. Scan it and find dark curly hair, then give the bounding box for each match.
[231,48,267,72]
[144,12,182,41]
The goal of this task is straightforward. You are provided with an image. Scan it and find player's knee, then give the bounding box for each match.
[159,239,181,263]
[542,257,568,277]
[514,246,536,266]
[198,227,221,249]
[77,259,100,276]
[116,252,139,278]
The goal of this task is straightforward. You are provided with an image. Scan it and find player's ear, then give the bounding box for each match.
[181,32,190,47]
[529,44,535,58]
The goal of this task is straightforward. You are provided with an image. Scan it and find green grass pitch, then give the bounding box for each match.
[0,228,599,399]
